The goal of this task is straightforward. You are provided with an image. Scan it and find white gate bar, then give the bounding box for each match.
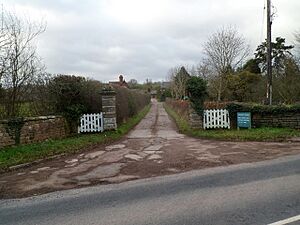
[78,113,103,133]
[203,109,230,129]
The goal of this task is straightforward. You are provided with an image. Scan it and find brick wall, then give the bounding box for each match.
[0,116,68,149]
[252,112,300,129]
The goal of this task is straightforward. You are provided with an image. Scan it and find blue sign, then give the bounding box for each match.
[237,112,251,129]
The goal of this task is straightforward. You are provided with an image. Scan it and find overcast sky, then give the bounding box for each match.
[3,0,300,82]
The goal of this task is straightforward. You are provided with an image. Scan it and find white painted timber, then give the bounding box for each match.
[203,109,230,129]
[78,113,103,133]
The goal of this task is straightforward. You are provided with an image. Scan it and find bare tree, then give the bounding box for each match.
[196,59,214,80]
[0,12,46,117]
[0,16,12,82]
[168,67,180,99]
[168,66,191,99]
[203,26,250,101]
[127,78,139,89]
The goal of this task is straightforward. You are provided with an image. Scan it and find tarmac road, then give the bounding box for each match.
[1,154,300,225]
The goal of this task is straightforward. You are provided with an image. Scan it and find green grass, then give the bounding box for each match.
[164,103,300,142]
[0,105,151,172]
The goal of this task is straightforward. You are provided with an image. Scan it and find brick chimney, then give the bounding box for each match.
[119,75,124,83]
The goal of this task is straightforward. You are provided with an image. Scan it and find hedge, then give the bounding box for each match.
[165,98,189,120]
[114,86,151,125]
[226,102,300,115]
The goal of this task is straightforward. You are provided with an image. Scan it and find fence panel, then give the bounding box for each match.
[78,113,103,133]
[203,109,230,129]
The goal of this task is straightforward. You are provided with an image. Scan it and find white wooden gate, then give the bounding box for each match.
[78,113,103,133]
[203,109,230,129]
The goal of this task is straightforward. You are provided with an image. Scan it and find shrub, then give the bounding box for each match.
[48,75,87,132]
[160,89,172,102]
[186,76,208,115]
[165,98,189,120]
[47,75,105,132]
[114,86,150,124]
[225,71,263,102]
[203,101,233,109]
[80,79,103,113]
[226,102,300,115]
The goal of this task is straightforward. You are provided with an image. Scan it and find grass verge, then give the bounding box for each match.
[164,103,300,142]
[0,105,151,172]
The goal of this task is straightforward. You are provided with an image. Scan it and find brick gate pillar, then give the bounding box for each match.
[101,89,117,130]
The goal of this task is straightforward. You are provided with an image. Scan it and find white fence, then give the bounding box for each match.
[78,113,103,133]
[203,109,230,129]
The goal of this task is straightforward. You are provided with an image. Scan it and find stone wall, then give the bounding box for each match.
[0,123,15,148]
[101,90,117,130]
[0,116,68,149]
[166,99,300,130]
[252,112,300,129]
[188,107,203,129]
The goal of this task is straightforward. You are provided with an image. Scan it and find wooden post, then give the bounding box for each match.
[266,0,273,105]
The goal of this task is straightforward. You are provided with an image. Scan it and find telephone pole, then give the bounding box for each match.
[266,0,272,105]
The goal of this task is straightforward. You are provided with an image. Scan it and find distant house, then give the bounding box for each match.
[109,75,128,88]
[161,81,171,90]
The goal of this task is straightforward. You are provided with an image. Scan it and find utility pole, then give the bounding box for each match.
[266,0,272,105]
[1,4,3,31]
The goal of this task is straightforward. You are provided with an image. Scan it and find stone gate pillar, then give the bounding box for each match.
[101,89,117,130]
[188,104,203,129]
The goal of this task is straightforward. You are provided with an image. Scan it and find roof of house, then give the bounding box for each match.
[109,75,128,88]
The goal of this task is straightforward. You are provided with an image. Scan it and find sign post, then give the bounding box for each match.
[237,112,251,130]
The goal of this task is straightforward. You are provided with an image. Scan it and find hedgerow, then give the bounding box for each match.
[226,102,300,115]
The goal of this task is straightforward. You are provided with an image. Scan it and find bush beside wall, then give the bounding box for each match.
[0,86,151,149]
[115,87,151,125]
[165,98,202,129]
[166,100,300,130]
[165,98,189,121]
